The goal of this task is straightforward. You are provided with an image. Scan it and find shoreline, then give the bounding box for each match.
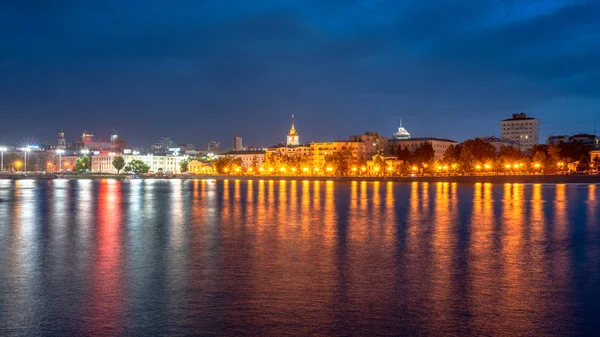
[2,173,600,184]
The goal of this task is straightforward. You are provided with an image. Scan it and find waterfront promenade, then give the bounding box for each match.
[2,172,600,184]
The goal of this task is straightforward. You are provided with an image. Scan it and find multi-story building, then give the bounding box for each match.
[547,134,599,148]
[349,132,388,157]
[310,141,367,168]
[388,138,457,160]
[207,140,222,154]
[222,150,266,169]
[92,153,187,174]
[481,136,520,153]
[500,113,539,152]
[233,135,243,151]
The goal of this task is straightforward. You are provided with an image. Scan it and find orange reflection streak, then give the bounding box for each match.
[323,181,335,246]
[384,182,396,242]
[312,181,321,213]
[289,180,298,227]
[277,181,288,239]
[245,180,255,222]
[88,180,124,336]
[256,180,266,234]
[222,179,231,223]
[552,184,570,290]
[429,182,454,328]
[588,185,597,235]
[468,182,501,334]
[300,180,311,236]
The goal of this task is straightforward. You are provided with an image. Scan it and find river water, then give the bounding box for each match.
[0,179,598,336]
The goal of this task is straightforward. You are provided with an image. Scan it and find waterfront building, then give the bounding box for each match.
[233,135,243,151]
[392,121,411,140]
[266,144,311,158]
[547,134,599,148]
[286,115,299,146]
[481,136,520,153]
[349,132,388,157]
[366,154,403,175]
[310,141,367,168]
[500,112,539,152]
[92,153,187,174]
[222,150,266,169]
[188,160,213,174]
[388,138,457,160]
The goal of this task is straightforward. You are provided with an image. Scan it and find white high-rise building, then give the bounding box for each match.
[500,113,539,152]
[233,135,243,151]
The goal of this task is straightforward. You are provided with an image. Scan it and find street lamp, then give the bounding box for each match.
[56,149,64,172]
[0,147,6,172]
[81,149,90,155]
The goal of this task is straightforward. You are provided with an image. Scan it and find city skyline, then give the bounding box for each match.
[1,1,599,146]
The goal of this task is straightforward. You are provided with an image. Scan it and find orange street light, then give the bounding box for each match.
[280,167,286,172]
[512,164,519,169]
[505,164,511,169]
[443,165,448,170]
[352,167,357,172]
[259,167,264,172]
[374,166,380,172]
[436,165,442,171]
[326,167,333,172]
[361,166,366,171]
[411,166,418,171]
[476,165,482,170]
[534,163,541,168]
[303,167,309,172]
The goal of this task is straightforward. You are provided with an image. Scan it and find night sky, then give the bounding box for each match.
[1,0,598,148]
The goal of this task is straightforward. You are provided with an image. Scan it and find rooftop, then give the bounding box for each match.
[223,150,266,155]
[389,137,457,143]
[502,112,537,121]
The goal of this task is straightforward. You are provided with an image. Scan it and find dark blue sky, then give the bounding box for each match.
[1,0,598,148]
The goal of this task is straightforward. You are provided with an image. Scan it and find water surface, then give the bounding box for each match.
[0,179,599,336]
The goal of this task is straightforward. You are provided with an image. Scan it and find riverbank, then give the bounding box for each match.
[190,174,600,184]
[2,173,600,184]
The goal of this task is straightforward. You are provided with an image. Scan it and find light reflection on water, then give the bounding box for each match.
[0,180,599,336]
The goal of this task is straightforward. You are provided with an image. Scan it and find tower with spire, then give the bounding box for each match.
[286,114,299,146]
[57,130,66,149]
[393,119,411,140]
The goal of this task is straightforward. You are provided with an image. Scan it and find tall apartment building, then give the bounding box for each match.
[500,113,539,152]
[349,132,388,157]
[233,135,243,151]
[310,141,367,168]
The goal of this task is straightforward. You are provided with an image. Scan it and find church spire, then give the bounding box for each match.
[286,114,299,146]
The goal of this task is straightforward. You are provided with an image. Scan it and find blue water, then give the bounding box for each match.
[0,179,599,336]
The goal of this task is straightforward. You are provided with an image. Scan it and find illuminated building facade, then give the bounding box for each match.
[222,150,266,168]
[388,138,457,160]
[188,160,213,174]
[92,153,187,173]
[349,132,388,157]
[310,141,367,168]
[501,113,539,152]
